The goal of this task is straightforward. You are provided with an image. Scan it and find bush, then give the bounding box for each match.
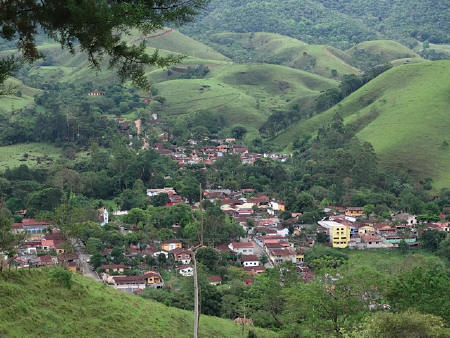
[50,268,73,289]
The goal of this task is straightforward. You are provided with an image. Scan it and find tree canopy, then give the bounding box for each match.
[0,0,209,89]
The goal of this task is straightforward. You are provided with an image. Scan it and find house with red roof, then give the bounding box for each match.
[267,248,296,265]
[207,275,222,286]
[240,255,260,267]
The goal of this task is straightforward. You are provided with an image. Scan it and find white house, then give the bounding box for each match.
[393,213,417,225]
[177,265,194,277]
[241,255,260,267]
[146,187,176,197]
[98,208,109,226]
[228,242,255,255]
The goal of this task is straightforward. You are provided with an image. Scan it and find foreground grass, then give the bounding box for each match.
[0,269,276,338]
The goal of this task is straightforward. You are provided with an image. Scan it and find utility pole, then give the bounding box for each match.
[193,183,203,338]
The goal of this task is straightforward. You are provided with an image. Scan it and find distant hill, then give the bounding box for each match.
[0,30,337,138]
[206,32,360,79]
[346,40,422,69]
[148,63,337,133]
[181,0,450,48]
[0,269,274,337]
[274,60,450,189]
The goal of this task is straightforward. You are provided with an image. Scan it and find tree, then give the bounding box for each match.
[0,214,24,271]
[316,232,329,244]
[351,310,450,338]
[50,268,73,289]
[398,239,409,254]
[387,266,450,322]
[0,0,209,89]
[231,126,247,140]
[282,267,383,336]
[259,254,268,266]
[196,247,220,272]
[420,230,446,251]
[363,204,375,219]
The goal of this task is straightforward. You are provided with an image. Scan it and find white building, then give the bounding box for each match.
[228,242,255,255]
[241,255,260,267]
[146,187,176,197]
[177,265,194,277]
[98,208,109,226]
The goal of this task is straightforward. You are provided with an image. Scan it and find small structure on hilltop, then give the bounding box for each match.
[88,91,105,96]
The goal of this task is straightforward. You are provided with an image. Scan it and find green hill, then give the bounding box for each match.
[143,29,229,61]
[0,269,275,338]
[346,40,422,69]
[6,32,337,135]
[148,63,337,131]
[274,60,450,189]
[206,32,359,78]
[0,78,42,114]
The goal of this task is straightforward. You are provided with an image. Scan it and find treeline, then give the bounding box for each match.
[314,64,392,112]
[259,64,392,139]
[0,82,146,147]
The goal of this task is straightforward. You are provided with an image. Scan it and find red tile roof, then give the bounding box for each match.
[230,242,254,249]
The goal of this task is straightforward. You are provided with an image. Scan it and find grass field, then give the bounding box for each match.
[346,40,421,62]
[0,78,42,114]
[0,269,276,338]
[274,60,450,190]
[0,143,62,171]
[208,32,360,79]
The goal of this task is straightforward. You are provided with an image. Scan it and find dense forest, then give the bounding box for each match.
[182,0,450,48]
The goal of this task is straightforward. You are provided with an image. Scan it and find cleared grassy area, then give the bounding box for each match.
[0,269,276,338]
[152,63,337,128]
[0,143,62,171]
[144,29,230,61]
[275,60,450,190]
[346,40,421,62]
[209,32,360,79]
[0,78,41,114]
[345,249,445,275]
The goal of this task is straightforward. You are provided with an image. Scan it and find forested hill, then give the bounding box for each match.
[181,0,450,48]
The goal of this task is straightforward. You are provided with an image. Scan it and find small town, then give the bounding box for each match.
[1,1,449,336]
[8,187,449,294]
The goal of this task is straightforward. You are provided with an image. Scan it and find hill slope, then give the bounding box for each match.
[206,32,359,78]
[1,30,337,134]
[147,63,337,130]
[0,269,275,338]
[274,60,450,189]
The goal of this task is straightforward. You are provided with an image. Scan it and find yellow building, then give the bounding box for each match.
[318,221,350,248]
[345,207,364,217]
[161,239,182,251]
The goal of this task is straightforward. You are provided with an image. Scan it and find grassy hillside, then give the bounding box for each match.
[207,32,359,78]
[346,40,422,68]
[0,78,42,114]
[148,63,337,130]
[274,60,450,189]
[143,29,229,61]
[0,143,62,171]
[0,269,275,338]
[2,30,337,134]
